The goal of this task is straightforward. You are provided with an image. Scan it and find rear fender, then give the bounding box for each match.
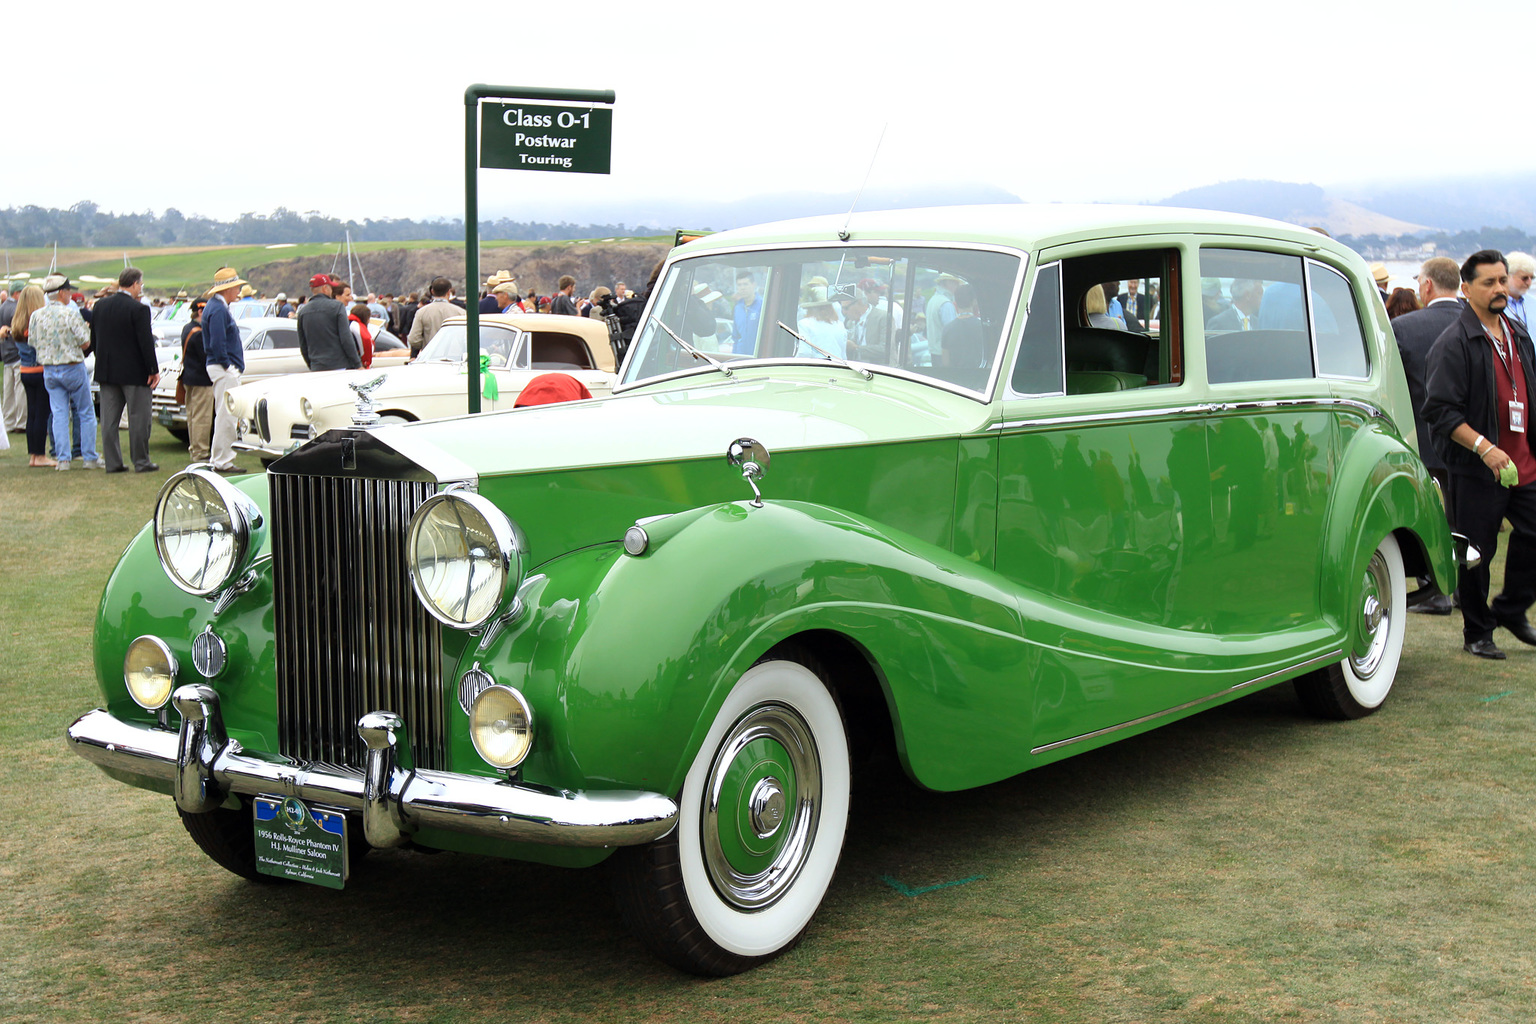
[1320,422,1455,643]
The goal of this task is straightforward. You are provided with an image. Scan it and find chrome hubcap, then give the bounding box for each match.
[701,702,821,910]
[1352,551,1393,679]
[749,777,786,838]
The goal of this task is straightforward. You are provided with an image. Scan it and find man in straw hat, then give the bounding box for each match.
[32,274,102,470]
[481,271,513,314]
[202,267,248,473]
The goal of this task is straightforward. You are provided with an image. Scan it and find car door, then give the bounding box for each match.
[995,239,1222,748]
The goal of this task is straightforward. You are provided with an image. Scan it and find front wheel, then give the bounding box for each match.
[611,651,850,975]
[1295,533,1406,719]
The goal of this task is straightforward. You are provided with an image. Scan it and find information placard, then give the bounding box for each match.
[480,102,612,175]
[253,795,349,889]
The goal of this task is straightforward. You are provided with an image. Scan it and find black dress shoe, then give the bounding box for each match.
[134,462,160,473]
[1409,594,1455,615]
[105,466,128,474]
[1496,614,1536,646]
[1464,639,1507,659]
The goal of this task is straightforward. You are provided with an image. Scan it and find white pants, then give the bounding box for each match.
[208,363,242,468]
[1,361,24,432]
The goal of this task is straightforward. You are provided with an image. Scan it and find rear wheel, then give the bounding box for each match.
[611,650,850,975]
[1295,534,1406,719]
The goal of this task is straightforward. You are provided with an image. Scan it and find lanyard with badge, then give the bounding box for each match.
[1487,314,1526,433]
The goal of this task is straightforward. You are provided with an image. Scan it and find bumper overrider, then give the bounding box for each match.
[67,684,678,849]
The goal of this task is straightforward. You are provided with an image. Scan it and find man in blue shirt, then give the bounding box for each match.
[202,267,248,473]
[732,272,763,355]
[1507,252,1534,329]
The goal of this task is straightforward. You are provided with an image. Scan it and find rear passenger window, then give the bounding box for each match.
[1199,250,1314,383]
[1308,261,1369,378]
[270,327,300,349]
[1040,248,1182,396]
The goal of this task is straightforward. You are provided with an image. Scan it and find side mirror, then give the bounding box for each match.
[726,437,771,507]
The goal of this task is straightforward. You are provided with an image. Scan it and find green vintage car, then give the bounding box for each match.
[69,205,1461,975]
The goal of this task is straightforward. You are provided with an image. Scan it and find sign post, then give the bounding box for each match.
[464,84,615,413]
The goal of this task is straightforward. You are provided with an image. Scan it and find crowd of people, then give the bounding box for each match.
[0,264,654,472]
[1390,250,1536,661]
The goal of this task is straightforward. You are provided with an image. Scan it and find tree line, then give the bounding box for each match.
[1339,226,1536,259]
[0,202,663,248]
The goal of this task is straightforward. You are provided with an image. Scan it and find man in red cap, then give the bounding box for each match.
[297,272,359,371]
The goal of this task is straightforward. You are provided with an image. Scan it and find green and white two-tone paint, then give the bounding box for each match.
[69,205,1458,976]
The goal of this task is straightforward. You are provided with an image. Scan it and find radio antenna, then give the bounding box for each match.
[839,122,888,242]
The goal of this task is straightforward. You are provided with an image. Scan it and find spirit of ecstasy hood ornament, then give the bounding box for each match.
[348,374,389,426]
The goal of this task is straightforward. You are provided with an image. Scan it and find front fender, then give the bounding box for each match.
[1320,419,1455,637]
[474,499,1032,797]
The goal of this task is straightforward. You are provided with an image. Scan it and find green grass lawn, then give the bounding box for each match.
[1,427,1531,1023]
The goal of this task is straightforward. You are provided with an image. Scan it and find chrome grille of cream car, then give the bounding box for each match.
[269,473,445,770]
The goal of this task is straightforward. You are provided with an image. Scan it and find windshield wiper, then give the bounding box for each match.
[651,316,732,377]
[775,321,872,380]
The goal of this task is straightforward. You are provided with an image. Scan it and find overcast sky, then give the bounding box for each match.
[13,0,1533,226]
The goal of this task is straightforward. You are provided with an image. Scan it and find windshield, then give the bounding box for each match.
[620,244,1023,394]
[417,323,526,367]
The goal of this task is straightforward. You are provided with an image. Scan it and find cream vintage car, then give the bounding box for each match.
[226,313,618,459]
[153,316,410,441]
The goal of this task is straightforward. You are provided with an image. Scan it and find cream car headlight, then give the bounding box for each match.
[124,636,178,710]
[406,491,525,629]
[153,468,266,596]
[469,684,534,769]
[300,397,314,421]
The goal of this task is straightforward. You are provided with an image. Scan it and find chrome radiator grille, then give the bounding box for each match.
[270,474,445,770]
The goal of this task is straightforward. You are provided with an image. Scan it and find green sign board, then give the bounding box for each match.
[253,795,349,889]
[480,102,612,175]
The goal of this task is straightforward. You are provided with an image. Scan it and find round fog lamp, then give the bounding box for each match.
[300,397,315,420]
[469,684,534,769]
[407,491,524,629]
[124,636,178,710]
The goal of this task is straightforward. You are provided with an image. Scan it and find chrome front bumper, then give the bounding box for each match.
[66,684,678,849]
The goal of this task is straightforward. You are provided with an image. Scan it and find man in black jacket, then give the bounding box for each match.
[91,268,160,472]
[1423,250,1536,658]
[296,272,360,371]
[1394,257,1463,615]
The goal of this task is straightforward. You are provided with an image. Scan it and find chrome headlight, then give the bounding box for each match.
[406,491,525,629]
[469,684,534,769]
[124,635,178,710]
[300,397,314,420]
[153,468,266,596]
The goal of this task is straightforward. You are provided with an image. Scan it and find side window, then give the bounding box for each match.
[1199,249,1314,383]
[1010,263,1064,396]
[270,326,300,349]
[1308,262,1369,378]
[1049,248,1181,395]
[245,330,269,351]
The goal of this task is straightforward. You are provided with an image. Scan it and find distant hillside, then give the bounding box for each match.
[1332,173,1536,235]
[1156,180,1438,236]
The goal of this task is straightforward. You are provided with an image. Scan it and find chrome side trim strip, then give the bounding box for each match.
[67,700,678,849]
[995,397,1394,433]
[1029,651,1342,756]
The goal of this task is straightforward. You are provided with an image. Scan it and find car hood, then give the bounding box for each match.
[388,371,993,475]
[278,371,986,569]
